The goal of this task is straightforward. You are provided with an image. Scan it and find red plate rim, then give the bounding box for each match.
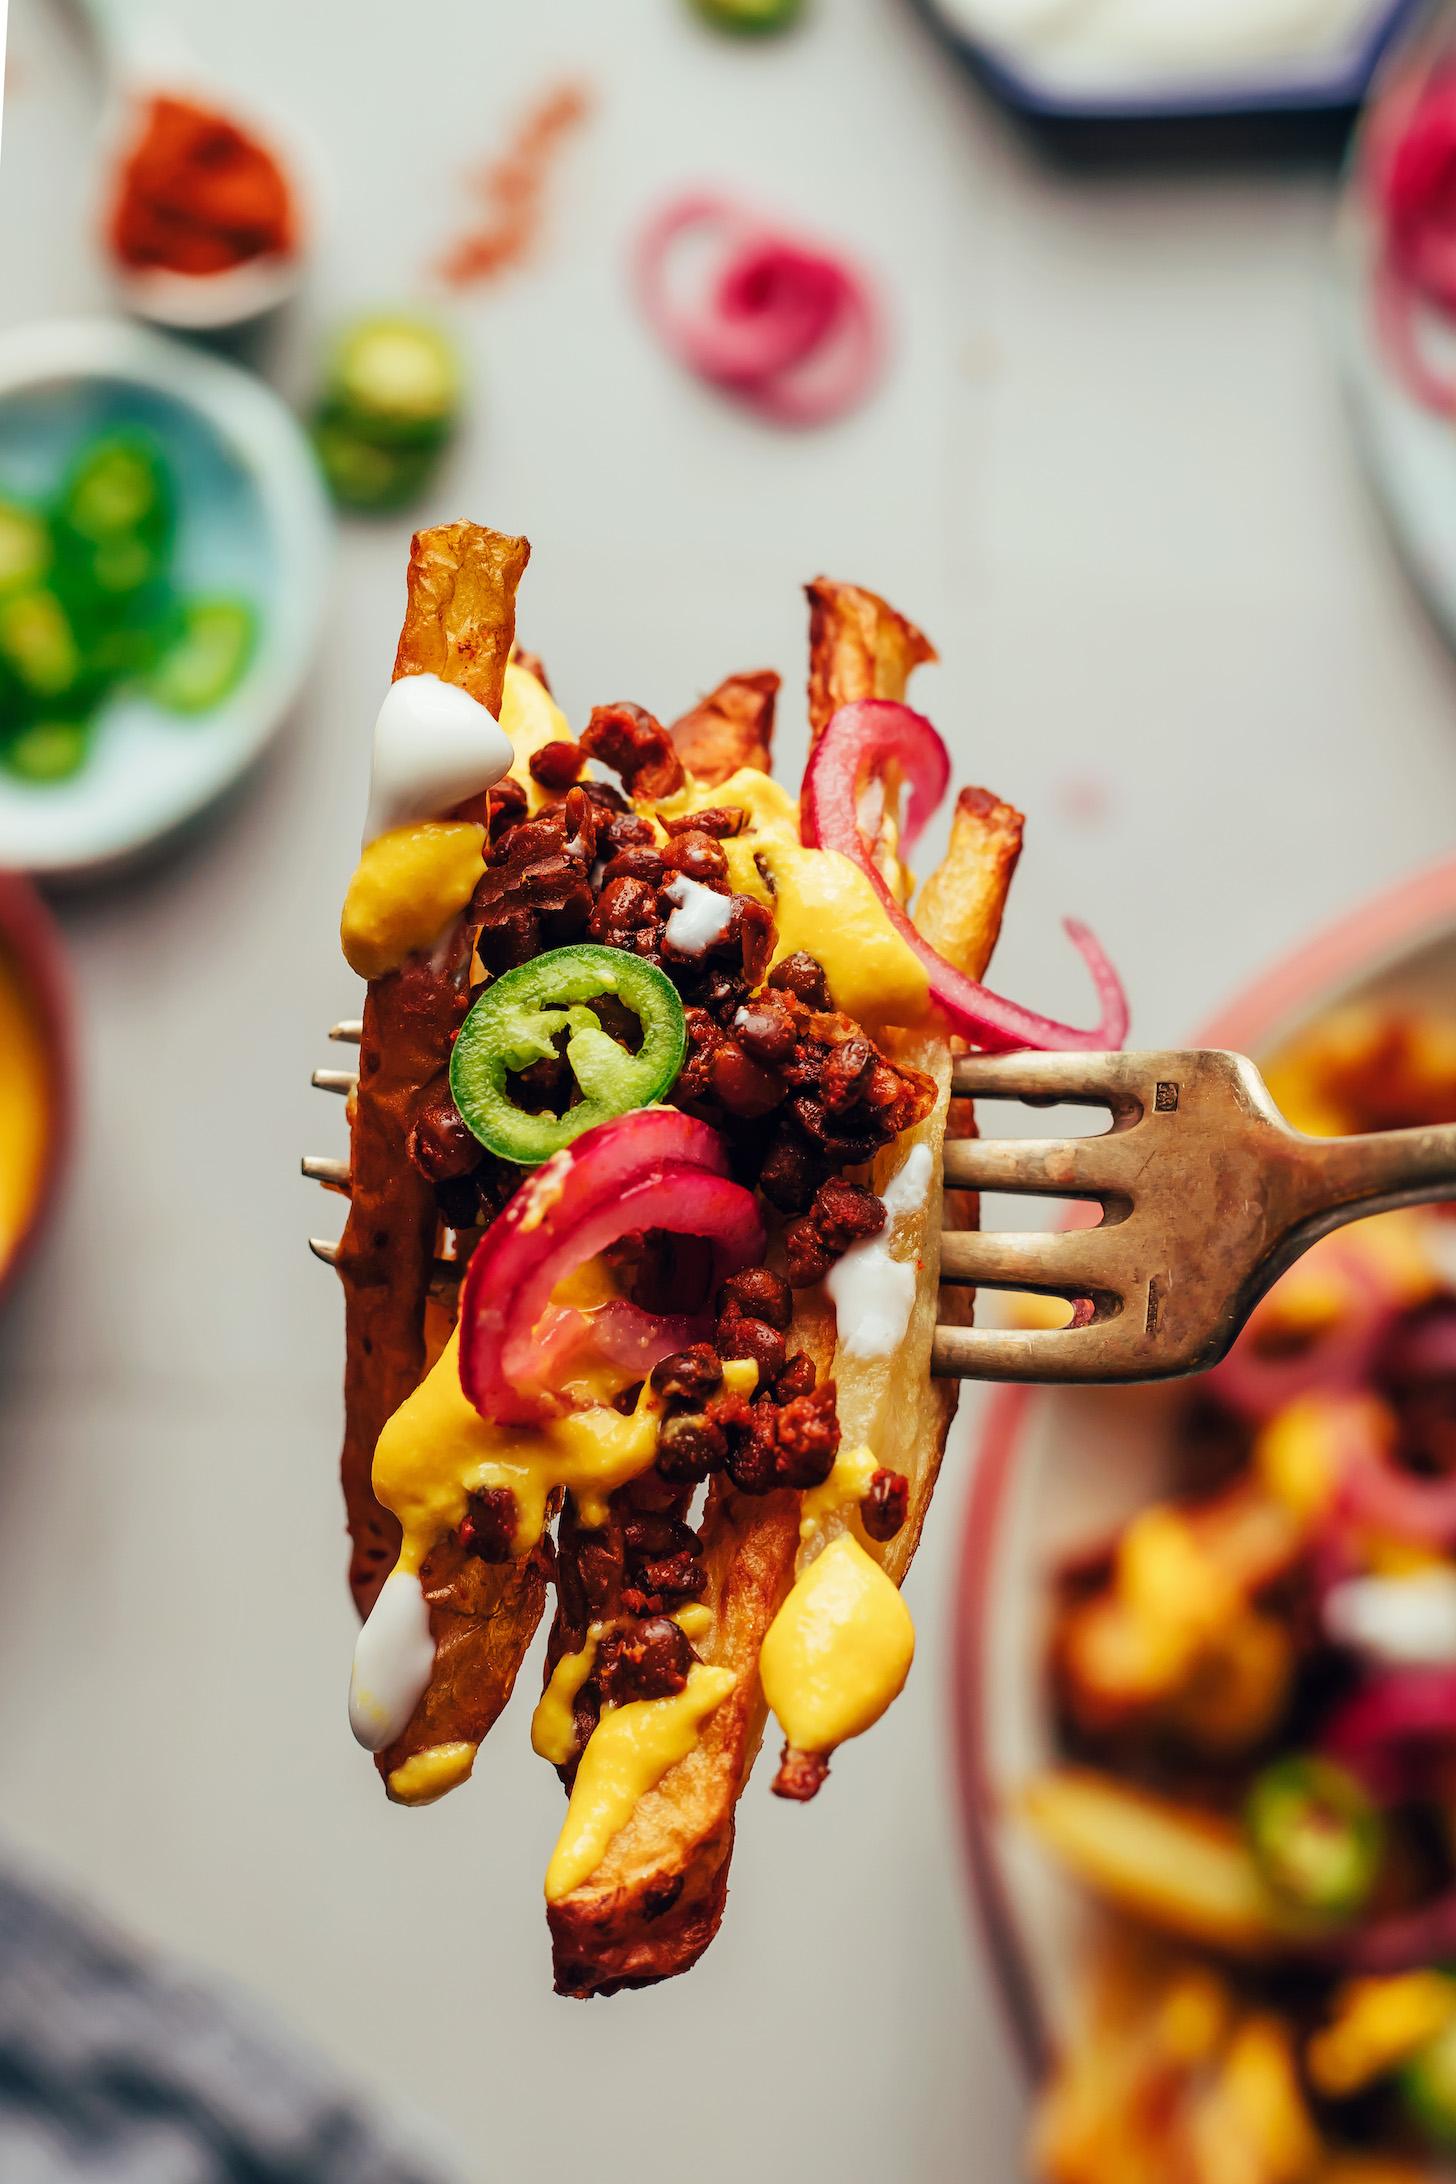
[0,871,75,1304]
[950,851,1456,2078]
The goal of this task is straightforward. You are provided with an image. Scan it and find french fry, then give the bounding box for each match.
[336,523,551,1797]
[670,669,778,786]
[1021,1771,1293,1958]
[548,581,937,1988]
[804,576,935,738]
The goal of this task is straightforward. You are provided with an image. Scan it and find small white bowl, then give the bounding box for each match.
[0,317,331,881]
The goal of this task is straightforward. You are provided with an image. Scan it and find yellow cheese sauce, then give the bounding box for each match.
[386,1741,477,1806]
[532,1629,603,1767]
[0,951,49,1272]
[799,1441,879,1545]
[545,1664,737,1902]
[372,1327,663,1571]
[501,661,571,811]
[340,819,485,979]
[658,767,928,1028]
[759,1533,915,1757]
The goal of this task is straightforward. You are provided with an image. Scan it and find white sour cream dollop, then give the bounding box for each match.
[826,1141,934,1361]
[1324,1571,1456,1670]
[348,1567,437,1751]
[663,874,735,957]
[362,673,514,847]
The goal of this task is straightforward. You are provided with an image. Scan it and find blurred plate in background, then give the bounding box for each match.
[0,870,73,1306]
[920,0,1422,121]
[952,854,1456,2071]
[0,319,330,880]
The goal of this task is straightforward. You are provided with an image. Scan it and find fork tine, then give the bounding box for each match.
[951,1049,1159,1111]
[941,1135,1125,1197]
[939,1227,1114,1295]
[931,1321,1113,1382]
[951,1051,1116,1104]
[302,1155,350,1187]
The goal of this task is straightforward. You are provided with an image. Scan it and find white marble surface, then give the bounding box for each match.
[3,1,1456,2178]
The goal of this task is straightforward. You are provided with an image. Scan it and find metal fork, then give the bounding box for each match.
[303,1019,360,1263]
[933,1049,1456,1385]
[305,1037,1456,1389]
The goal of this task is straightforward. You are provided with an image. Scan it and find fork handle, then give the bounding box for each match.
[1297,1121,1456,1239]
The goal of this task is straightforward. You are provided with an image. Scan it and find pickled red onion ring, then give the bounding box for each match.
[1206,1250,1399,1424]
[802,701,1129,1053]
[458,1109,763,1426]
[1327,1886,1456,1973]
[1366,67,1456,414]
[1338,1404,1456,1549]
[636,192,884,427]
[1321,1666,1456,1802]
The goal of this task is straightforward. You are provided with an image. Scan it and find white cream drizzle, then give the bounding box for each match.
[826,1141,933,1361]
[362,673,514,847]
[663,873,735,957]
[1324,1571,1456,1670]
[348,1567,437,1751]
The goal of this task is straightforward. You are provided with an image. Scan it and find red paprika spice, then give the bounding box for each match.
[110,94,296,280]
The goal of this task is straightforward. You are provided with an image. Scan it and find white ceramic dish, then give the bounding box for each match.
[0,318,331,881]
[953,856,1456,2070]
[921,0,1418,121]
[1334,34,1456,666]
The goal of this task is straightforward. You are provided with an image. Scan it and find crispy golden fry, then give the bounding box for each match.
[336,523,549,1794]
[669,669,779,786]
[1033,1941,1330,2184]
[919,788,1025,1339]
[1021,1771,1293,1959]
[391,521,530,703]
[915,786,1024,993]
[547,1485,805,1994]
[549,580,979,1989]
[804,576,936,739]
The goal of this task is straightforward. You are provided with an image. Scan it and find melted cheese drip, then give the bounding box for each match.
[799,1442,879,1546]
[532,1629,603,1767]
[544,1664,737,1902]
[340,820,485,979]
[0,953,49,1270]
[501,660,571,811]
[759,1533,914,1756]
[387,1742,477,1806]
[825,1141,933,1359]
[658,768,929,1028]
[373,1329,663,1571]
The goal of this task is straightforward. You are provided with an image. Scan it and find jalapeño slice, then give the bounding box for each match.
[1244,1756,1384,1922]
[450,943,687,1166]
[1401,2011,1456,2150]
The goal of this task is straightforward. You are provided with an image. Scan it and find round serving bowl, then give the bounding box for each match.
[0,317,331,881]
[952,854,1456,2073]
[918,0,1422,125]
[0,871,74,1305]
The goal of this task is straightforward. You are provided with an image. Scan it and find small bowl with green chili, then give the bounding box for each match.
[0,316,330,880]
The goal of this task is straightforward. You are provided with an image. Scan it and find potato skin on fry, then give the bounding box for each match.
[549,1485,802,1996]
[548,579,968,1988]
[669,668,779,786]
[391,521,530,705]
[804,576,936,739]
[336,523,548,1792]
